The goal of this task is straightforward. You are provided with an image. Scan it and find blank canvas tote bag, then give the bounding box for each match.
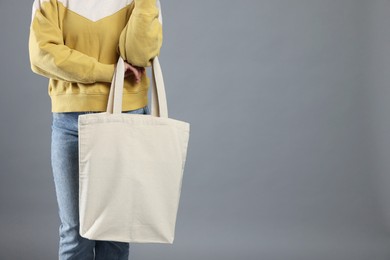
[78,56,190,244]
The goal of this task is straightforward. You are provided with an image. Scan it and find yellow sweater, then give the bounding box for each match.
[28,0,163,112]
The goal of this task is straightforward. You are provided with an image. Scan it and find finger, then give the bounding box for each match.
[137,67,145,77]
[138,67,145,75]
[134,68,143,80]
[126,66,140,79]
[124,63,143,82]
[127,67,142,83]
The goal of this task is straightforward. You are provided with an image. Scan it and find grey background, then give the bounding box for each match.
[1,0,390,259]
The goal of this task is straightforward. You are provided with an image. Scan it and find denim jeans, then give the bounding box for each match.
[51,105,150,260]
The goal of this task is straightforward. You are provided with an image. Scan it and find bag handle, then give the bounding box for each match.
[106,56,168,118]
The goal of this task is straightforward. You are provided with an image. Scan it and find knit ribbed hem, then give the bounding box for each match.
[49,90,148,112]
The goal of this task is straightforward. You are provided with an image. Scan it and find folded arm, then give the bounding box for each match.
[28,0,115,83]
[118,0,163,67]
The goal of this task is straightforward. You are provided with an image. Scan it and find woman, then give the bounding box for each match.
[28,0,163,259]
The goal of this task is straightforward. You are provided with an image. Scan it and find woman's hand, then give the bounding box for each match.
[124,61,145,83]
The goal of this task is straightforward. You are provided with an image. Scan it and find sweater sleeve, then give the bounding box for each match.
[28,0,115,83]
[117,0,163,67]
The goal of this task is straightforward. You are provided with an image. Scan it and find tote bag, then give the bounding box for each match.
[78,56,190,244]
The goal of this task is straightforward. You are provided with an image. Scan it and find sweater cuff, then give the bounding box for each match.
[133,0,158,15]
[94,63,115,83]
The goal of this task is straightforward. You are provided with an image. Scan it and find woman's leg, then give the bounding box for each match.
[51,111,96,260]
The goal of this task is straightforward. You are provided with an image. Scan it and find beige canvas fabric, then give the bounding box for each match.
[78,56,190,243]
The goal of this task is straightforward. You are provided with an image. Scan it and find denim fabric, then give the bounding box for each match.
[51,105,149,260]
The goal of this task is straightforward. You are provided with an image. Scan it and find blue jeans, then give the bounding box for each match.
[51,105,150,260]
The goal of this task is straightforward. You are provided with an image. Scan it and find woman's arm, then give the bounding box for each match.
[118,0,163,67]
[28,0,115,83]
